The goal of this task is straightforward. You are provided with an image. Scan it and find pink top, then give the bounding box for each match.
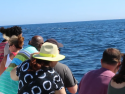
[11,52,17,56]
[79,67,115,94]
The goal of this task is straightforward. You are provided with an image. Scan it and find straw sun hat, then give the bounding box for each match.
[33,42,65,61]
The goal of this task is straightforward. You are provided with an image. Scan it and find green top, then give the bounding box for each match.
[107,81,125,94]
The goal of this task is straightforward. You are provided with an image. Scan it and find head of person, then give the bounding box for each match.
[101,48,121,72]
[29,42,65,71]
[0,26,22,41]
[8,35,24,52]
[112,54,125,83]
[44,38,63,53]
[101,48,121,65]
[28,35,44,51]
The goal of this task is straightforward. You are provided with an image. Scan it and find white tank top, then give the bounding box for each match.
[5,54,12,67]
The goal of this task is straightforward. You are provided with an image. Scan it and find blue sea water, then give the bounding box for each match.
[1,19,125,94]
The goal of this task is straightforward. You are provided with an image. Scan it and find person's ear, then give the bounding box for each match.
[115,62,121,73]
[38,43,43,51]
[117,62,121,66]
[28,41,31,45]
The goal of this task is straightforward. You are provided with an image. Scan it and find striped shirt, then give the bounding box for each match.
[0,45,38,94]
[0,42,7,63]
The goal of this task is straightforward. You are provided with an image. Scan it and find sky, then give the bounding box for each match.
[0,0,125,26]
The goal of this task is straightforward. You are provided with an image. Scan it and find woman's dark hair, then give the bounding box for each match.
[28,56,51,71]
[112,54,125,83]
[0,26,22,38]
[2,39,7,42]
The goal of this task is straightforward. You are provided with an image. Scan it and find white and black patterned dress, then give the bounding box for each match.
[16,59,64,94]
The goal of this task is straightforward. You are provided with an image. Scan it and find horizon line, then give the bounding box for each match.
[0,18,125,27]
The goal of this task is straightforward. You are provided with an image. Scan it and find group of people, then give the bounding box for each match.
[0,26,125,94]
[0,26,77,94]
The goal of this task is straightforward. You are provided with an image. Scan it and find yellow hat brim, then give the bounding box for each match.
[33,54,65,61]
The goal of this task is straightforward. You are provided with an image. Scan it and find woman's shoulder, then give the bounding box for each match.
[9,53,16,60]
[20,59,30,66]
[17,59,30,70]
[111,79,125,89]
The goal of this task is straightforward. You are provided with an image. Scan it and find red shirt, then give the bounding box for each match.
[0,42,7,63]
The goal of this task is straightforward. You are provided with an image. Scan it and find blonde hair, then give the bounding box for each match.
[3,34,10,41]
[9,35,24,49]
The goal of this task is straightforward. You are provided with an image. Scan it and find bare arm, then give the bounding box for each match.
[10,66,19,81]
[4,43,10,56]
[67,84,78,94]
[0,55,7,75]
[55,87,66,94]
[63,66,78,93]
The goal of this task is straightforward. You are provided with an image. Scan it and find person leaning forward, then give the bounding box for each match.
[45,38,78,94]
[11,42,66,94]
[0,26,22,63]
[0,35,44,94]
[79,48,121,94]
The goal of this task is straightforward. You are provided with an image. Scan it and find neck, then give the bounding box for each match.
[12,49,20,54]
[101,63,118,73]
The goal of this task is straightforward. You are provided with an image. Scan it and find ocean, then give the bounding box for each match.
[1,19,125,94]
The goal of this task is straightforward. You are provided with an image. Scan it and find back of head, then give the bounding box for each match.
[9,35,24,49]
[45,38,63,48]
[29,57,51,71]
[0,26,22,40]
[112,54,125,83]
[29,42,65,71]
[29,35,44,51]
[102,48,121,65]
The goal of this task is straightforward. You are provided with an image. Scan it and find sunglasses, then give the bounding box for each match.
[9,44,12,47]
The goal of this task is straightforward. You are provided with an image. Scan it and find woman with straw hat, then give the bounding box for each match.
[10,42,66,94]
